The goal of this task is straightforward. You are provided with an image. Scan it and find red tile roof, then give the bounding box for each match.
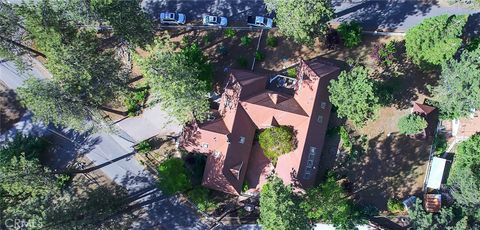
[413,102,436,115]
[181,59,340,194]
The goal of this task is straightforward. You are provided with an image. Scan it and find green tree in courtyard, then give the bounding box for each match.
[405,14,468,66]
[258,126,296,164]
[328,66,379,127]
[265,0,334,44]
[397,114,428,135]
[134,38,210,123]
[157,158,191,195]
[431,48,480,120]
[301,174,364,229]
[259,176,310,230]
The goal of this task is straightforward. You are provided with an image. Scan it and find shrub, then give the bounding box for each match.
[157,158,191,195]
[237,56,248,68]
[258,126,296,164]
[433,133,447,156]
[240,35,252,46]
[286,67,297,78]
[398,114,428,135]
[216,45,228,56]
[187,186,218,212]
[339,126,352,150]
[387,198,404,213]
[124,89,148,117]
[371,41,397,67]
[337,21,362,48]
[224,28,236,38]
[266,35,278,47]
[135,140,152,154]
[255,51,265,62]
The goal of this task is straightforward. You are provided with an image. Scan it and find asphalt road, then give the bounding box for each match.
[143,0,478,32]
[0,60,209,229]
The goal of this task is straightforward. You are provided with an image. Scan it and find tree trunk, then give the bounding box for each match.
[0,35,47,58]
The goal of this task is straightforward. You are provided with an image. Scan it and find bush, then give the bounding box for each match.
[124,89,148,117]
[266,35,278,47]
[339,126,352,150]
[371,41,397,67]
[237,56,248,68]
[135,140,152,154]
[387,198,404,213]
[216,45,228,56]
[240,35,252,46]
[337,21,362,48]
[224,28,236,38]
[398,114,428,135]
[259,126,296,164]
[433,133,447,156]
[157,158,191,195]
[186,186,218,212]
[286,67,297,78]
[255,51,265,62]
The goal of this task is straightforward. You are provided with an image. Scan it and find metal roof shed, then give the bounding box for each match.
[426,157,447,190]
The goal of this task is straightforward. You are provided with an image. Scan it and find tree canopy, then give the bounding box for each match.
[0,135,133,229]
[258,126,296,164]
[265,0,334,44]
[301,174,364,229]
[448,134,480,220]
[15,1,129,131]
[431,48,480,120]
[397,114,428,135]
[259,176,310,230]
[157,158,191,195]
[134,39,210,124]
[91,0,155,47]
[328,66,379,127]
[405,14,468,66]
[409,199,472,230]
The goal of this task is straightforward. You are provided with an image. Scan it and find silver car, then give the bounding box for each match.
[160,12,186,24]
[202,15,228,27]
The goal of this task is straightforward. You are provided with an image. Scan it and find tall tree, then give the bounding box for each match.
[16,1,129,131]
[431,48,480,120]
[328,66,379,127]
[397,114,428,135]
[448,134,480,216]
[92,0,155,47]
[301,175,364,229]
[259,176,310,230]
[265,0,334,44]
[0,1,45,69]
[134,38,210,124]
[405,14,468,66]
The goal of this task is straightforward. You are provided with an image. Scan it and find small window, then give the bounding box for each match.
[309,146,317,153]
[202,143,209,148]
[239,136,246,144]
[317,115,323,123]
[320,102,327,109]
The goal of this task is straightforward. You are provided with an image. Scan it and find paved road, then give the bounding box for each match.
[143,0,478,32]
[0,59,208,229]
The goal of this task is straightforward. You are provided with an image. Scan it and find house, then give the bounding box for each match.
[181,59,340,195]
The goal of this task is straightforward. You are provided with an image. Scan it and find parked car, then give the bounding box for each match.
[160,12,186,24]
[203,15,228,26]
[246,16,273,28]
